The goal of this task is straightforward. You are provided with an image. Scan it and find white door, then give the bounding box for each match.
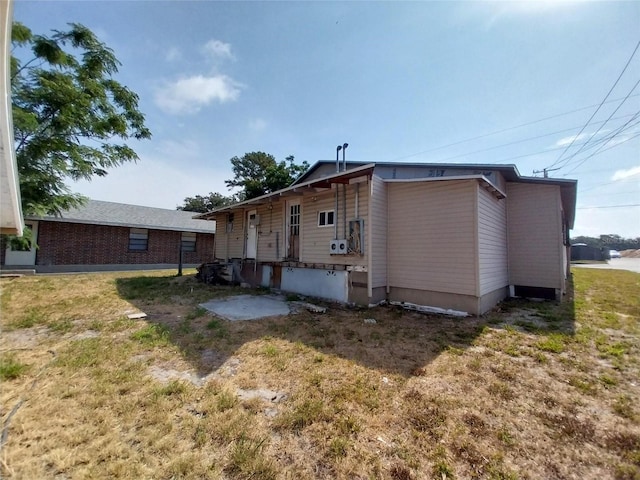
[246,210,257,259]
[286,200,301,260]
[5,221,38,266]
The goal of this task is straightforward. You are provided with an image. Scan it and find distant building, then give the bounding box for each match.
[1,200,216,272]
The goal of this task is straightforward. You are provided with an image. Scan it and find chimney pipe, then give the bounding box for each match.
[342,143,348,171]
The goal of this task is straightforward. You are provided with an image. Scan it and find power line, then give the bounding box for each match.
[425,113,636,164]
[556,77,640,168]
[389,93,640,162]
[577,204,640,209]
[562,117,640,175]
[547,39,640,170]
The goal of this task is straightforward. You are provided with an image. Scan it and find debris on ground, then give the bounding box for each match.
[363,318,377,324]
[196,262,234,285]
[389,301,468,317]
[290,301,327,314]
[126,312,147,319]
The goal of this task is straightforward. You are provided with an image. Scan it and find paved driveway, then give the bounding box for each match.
[573,258,640,273]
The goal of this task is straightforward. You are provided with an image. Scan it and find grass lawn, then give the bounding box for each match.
[1,268,638,479]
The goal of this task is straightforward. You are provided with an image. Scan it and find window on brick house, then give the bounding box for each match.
[129,228,148,251]
[181,232,197,252]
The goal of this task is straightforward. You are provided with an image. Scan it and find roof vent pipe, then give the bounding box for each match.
[342,143,348,172]
[336,145,342,173]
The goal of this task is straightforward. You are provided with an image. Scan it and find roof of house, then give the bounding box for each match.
[292,161,526,185]
[197,160,577,229]
[27,199,216,233]
[195,163,377,219]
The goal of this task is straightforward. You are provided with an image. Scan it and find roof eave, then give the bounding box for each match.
[195,163,376,219]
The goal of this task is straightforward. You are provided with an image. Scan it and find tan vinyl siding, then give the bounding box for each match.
[370,175,387,288]
[256,203,284,261]
[301,183,368,266]
[387,180,477,296]
[213,210,245,259]
[478,185,508,295]
[507,183,562,289]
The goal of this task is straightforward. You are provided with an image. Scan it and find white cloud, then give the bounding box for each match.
[155,75,243,114]
[165,46,181,62]
[612,165,640,182]
[202,39,234,60]
[555,133,588,147]
[249,118,268,132]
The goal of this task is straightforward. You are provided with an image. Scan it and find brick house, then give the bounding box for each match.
[1,200,216,272]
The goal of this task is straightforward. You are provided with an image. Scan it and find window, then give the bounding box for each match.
[181,232,197,252]
[129,228,148,251]
[317,210,335,227]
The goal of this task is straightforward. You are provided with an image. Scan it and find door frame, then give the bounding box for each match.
[285,199,301,260]
[245,209,257,259]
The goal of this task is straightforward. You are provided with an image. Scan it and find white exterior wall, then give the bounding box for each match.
[369,175,387,289]
[507,183,563,289]
[477,185,508,295]
[387,180,477,296]
[301,183,368,266]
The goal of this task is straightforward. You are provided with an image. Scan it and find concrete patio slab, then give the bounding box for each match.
[199,294,291,321]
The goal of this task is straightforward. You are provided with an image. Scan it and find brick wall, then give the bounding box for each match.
[32,221,214,266]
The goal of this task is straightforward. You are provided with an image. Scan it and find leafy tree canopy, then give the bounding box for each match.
[177,192,237,213]
[11,21,151,216]
[225,152,309,200]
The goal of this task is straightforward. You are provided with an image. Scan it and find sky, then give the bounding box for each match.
[12,0,640,238]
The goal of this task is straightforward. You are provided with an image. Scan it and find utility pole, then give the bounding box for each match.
[533,167,561,178]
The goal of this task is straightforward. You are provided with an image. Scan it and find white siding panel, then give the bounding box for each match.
[507,183,562,288]
[301,183,369,266]
[387,181,477,295]
[478,186,508,295]
[370,175,387,288]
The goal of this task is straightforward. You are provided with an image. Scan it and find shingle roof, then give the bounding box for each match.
[27,200,216,233]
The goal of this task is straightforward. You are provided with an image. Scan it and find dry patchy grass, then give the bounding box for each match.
[0,268,638,479]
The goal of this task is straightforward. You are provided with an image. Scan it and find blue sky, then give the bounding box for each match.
[13,1,640,237]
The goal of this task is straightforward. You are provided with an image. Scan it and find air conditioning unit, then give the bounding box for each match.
[330,239,347,255]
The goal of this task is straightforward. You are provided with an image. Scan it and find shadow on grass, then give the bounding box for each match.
[115,273,576,379]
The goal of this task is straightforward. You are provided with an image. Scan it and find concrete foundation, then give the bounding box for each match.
[280,267,348,303]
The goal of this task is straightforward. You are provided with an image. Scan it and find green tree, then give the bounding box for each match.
[177,192,236,213]
[225,152,309,200]
[11,22,151,216]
